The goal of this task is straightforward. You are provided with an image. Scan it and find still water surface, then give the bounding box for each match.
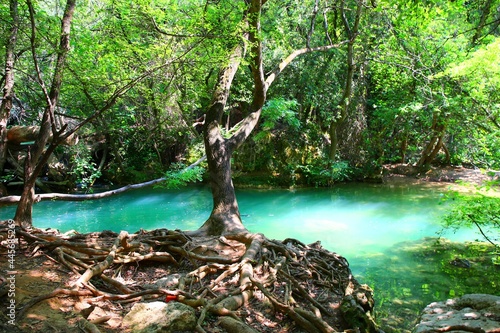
[0,182,474,270]
[1,182,489,331]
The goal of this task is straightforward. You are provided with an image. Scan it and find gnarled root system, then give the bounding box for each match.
[3,225,382,333]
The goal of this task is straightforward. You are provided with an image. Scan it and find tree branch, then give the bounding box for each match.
[265,41,348,88]
[307,0,320,49]
[0,155,206,206]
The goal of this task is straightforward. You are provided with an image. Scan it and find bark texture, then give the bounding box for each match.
[328,0,363,163]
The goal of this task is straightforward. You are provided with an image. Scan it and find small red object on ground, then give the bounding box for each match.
[165,295,177,303]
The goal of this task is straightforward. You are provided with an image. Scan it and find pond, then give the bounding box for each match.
[1,181,497,332]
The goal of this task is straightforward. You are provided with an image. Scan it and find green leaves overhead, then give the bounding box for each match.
[365,0,500,167]
[441,38,500,104]
[3,0,500,184]
[442,192,500,248]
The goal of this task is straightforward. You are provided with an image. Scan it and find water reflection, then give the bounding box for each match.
[360,238,499,332]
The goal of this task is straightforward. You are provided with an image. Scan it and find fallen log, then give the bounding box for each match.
[7,125,78,146]
[0,155,206,206]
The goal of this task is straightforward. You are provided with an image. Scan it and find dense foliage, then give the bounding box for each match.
[442,191,500,259]
[1,0,499,189]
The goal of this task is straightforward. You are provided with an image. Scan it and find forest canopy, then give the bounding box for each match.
[1,0,499,191]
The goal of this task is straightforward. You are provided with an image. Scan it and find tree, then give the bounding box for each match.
[327,0,364,163]
[437,37,500,168]
[14,0,77,227]
[364,0,499,168]
[468,0,500,46]
[0,0,19,179]
[195,0,364,236]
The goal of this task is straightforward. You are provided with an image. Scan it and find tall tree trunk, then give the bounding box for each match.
[196,0,356,236]
[14,0,76,227]
[0,0,19,176]
[416,112,447,168]
[197,44,247,236]
[328,0,362,166]
[196,0,268,236]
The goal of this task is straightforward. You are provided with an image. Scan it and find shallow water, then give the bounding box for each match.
[1,182,493,331]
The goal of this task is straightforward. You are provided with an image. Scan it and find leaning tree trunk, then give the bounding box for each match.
[0,0,19,176]
[416,132,447,167]
[416,113,447,168]
[14,0,76,227]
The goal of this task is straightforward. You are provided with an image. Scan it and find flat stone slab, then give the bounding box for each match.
[414,294,500,333]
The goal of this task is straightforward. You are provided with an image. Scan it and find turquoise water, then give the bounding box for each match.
[2,182,492,331]
[0,182,479,273]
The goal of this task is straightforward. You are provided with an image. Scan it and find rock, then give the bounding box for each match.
[122,301,196,332]
[449,257,471,268]
[413,294,500,333]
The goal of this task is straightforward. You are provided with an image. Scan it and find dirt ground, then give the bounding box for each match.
[0,233,140,332]
[383,164,494,185]
[0,166,497,333]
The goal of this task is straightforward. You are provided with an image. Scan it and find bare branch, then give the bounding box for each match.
[322,8,333,44]
[265,41,348,88]
[26,0,52,109]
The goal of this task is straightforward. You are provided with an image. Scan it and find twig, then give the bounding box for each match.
[472,219,498,247]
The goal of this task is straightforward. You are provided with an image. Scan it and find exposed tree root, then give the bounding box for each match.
[5,225,383,332]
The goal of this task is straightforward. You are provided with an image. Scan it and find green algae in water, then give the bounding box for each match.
[359,237,500,333]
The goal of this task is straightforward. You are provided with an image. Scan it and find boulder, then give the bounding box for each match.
[413,294,500,333]
[122,301,196,333]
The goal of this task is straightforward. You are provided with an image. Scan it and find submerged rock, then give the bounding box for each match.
[449,257,471,268]
[122,301,196,332]
[413,294,500,333]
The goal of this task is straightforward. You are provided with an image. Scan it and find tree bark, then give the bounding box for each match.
[6,125,77,146]
[0,0,19,174]
[197,42,247,236]
[416,112,447,168]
